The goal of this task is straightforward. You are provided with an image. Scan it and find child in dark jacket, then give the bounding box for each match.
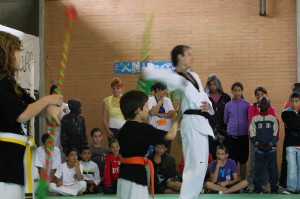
[281,92,300,194]
[149,142,181,194]
[61,99,87,153]
[249,97,279,194]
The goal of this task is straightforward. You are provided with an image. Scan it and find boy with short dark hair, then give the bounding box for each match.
[250,96,279,194]
[89,128,109,181]
[80,146,101,194]
[281,92,300,194]
[117,90,178,199]
[61,99,87,153]
[149,142,182,194]
[35,133,61,182]
[49,148,87,196]
[205,145,248,194]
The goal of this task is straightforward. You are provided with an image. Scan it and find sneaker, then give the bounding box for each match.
[282,190,298,194]
[241,186,253,193]
[254,188,264,194]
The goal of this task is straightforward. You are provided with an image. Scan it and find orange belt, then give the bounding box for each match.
[122,156,155,199]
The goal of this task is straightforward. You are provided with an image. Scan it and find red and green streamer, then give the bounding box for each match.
[37,5,77,199]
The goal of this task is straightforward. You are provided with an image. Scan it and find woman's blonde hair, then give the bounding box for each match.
[0,31,22,94]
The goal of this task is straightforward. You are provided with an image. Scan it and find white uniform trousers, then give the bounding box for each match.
[117,178,149,199]
[49,181,87,196]
[0,182,24,199]
[179,119,209,199]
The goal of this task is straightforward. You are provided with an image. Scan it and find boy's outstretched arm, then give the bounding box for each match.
[165,120,179,140]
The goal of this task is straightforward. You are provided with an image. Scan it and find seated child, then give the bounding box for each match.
[49,148,87,196]
[80,146,101,194]
[103,139,121,194]
[35,133,61,182]
[205,145,248,194]
[149,142,182,194]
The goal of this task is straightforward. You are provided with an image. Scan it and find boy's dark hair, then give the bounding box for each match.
[91,127,102,136]
[68,99,82,111]
[292,83,300,92]
[155,140,168,148]
[258,96,270,112]
[217,144,229,154]
[41,133,50,144]
[290,91,300,100]
[80,145,90,154]
[65,147,78,157]
[120,90,148,120]
[50,84,58,94]
[231,82,244,99]
[171,45,191,67]
[109,139,119,148]
[151,82,167,92]
[254,86,267,95]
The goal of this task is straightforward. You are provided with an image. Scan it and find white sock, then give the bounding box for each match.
[219,191,223,194]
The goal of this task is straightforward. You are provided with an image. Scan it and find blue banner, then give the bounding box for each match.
[114,61,174,74]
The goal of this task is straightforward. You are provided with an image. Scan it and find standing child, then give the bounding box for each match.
[143,45,214,199]
[205,74,231,159]
[0,31,63,199]
[47,84,70,148]
[280,83,300,188]
[281,92,300,194]
[117,90,178,199]
[61,99,87,153]
[224,82,250,180]
[249,97,279,194]
[246,87,277,192]
[79,146,101,194]
[89,128,109,184]
[205,145,248,194]
[103,139,121,194]
[49,148,87,196]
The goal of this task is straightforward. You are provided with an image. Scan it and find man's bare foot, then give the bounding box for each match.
[77,191,83,196]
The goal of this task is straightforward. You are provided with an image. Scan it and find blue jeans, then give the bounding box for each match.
[286,146,300,191]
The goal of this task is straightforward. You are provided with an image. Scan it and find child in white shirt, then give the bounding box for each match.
[49,148,87,196]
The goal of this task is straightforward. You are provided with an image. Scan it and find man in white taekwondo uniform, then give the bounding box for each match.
[143,45,214,199]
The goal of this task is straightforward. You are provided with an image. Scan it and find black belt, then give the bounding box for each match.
[183,109,210,120]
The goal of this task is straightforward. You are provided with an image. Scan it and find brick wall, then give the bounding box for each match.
[45,0,297,169]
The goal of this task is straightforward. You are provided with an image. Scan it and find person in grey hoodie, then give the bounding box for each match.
[61,99,88,153]
[205,74,231,159]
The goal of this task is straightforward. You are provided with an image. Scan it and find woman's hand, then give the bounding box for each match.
[108,130,114,139]
[200,101,210,112]
[45,94,63,107]
[46,105,62,126]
